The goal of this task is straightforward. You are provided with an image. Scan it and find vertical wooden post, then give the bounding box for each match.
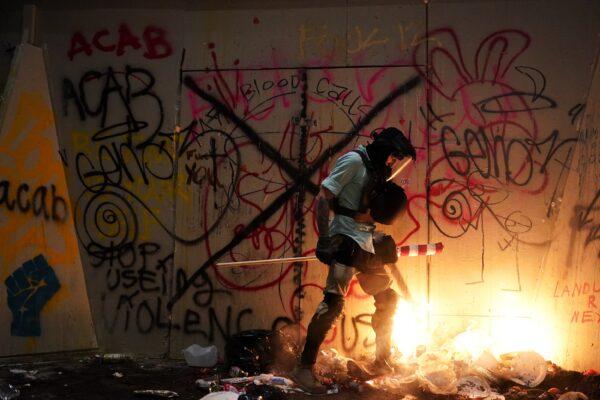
[21,4,37,45]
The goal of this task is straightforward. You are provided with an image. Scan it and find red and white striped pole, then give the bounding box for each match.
[397,242,444,257]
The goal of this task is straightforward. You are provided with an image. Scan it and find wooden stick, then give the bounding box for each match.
[216,255,317,268]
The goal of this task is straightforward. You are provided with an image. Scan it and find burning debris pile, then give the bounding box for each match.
[189,345,597,400]
[309,329,599,400]
[314,347,549,398]
[186,325,599,400]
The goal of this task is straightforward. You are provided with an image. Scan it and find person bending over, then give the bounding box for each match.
[292,127,416,393]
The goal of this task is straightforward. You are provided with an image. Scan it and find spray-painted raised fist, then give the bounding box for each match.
[4,255,61,337]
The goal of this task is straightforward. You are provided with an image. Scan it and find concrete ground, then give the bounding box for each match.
[0,353,597,400]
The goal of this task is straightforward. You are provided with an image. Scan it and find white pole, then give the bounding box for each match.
[215,255,318,268]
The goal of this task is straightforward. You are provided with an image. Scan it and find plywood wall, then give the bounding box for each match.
[21,0,599,369]
[534,50,600,369]
[0,44,96,356]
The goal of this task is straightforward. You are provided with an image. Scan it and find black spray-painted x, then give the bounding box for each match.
[168,73,421,309]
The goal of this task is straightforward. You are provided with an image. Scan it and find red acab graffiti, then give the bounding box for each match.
[67,23,173,61]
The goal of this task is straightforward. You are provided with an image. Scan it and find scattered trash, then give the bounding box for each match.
[225,330,274,374]
[9,369,38,381]
[182,344,218,367]
[244,383,285,400]
[456,375,491,398]
[209,382,224,393]
[494,351,547,387]
[399,395,419,400]
[9,370,34,375]
[199,392,239,400]
[271,324,303,371]
[506,385,528,398]
[257,375,294,387]
[557,392,589,400]
[223,377,255,385]
[416,352,458,395]
[113,372,124,378]
[474,350,499,370]
[222,383,239,393]
[229,366,248,377]
[0,384,20,400]
[196,378,212,388]
[133,390,179,398]
[196,375,259,390]
[326,383,340,394]
[101,353,132,363]
[348,380,364,392]
[366,374,419,394]
[314,348,350,382]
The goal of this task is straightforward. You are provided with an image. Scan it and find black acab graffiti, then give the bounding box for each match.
[0,180,68,222]
[63,65,174,336]
[61,64,271,340]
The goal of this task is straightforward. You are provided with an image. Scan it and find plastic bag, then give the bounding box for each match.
[494,351,547,387]
[366,374,419,394]
[199,392,239,400]
[182,344,218,367]
[416,352,457,395]
[457,375,491,398]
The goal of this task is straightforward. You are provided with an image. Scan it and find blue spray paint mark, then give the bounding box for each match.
[4,255,61,336]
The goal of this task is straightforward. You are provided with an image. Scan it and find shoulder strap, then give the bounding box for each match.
[351,150,373,174]
[331,150,376,217]
[352,150,378,213]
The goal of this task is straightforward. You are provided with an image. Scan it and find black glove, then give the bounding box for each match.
[315,235,332,264]
[373,232,398,264]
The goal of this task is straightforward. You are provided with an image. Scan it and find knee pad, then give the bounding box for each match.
[313,293,344,321]
[374,288,398,313]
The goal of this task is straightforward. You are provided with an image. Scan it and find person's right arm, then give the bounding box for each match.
[316,186,334,237]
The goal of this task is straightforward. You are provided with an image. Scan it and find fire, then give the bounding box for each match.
[390,291,557,362]
[391,298,430,357]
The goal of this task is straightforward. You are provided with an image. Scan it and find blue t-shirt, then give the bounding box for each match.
[321,145,375,254]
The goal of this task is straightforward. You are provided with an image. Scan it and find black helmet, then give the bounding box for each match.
[372,127,416,160]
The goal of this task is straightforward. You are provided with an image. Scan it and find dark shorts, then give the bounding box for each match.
[329,233,397,272]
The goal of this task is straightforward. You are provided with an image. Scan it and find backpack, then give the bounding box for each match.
[332,150,407,225]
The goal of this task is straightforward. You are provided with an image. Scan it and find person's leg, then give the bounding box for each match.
[372,288,398,361]
[356,268,398,366]
[300,262,355,365]
[293,261,355,393]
